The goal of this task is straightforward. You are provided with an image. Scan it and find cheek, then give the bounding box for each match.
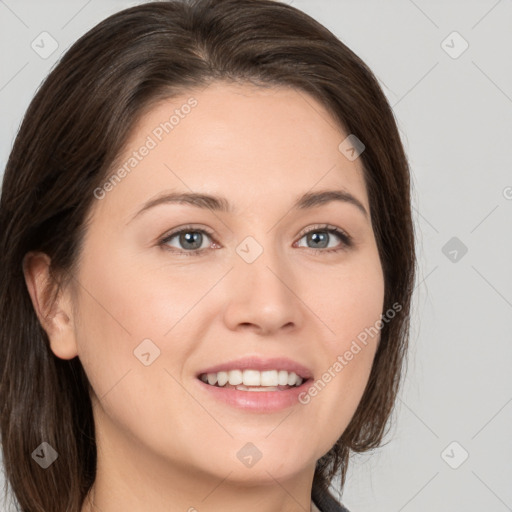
[72,251,198,453]
[304,251,385,347]
[71,248,167,397]
[76,242,203,339]
[299,253,384,445]
[73,241,222,405]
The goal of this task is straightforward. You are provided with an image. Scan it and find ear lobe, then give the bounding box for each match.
[22,251,79,360]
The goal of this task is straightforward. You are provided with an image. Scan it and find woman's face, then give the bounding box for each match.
[66,82,384,487]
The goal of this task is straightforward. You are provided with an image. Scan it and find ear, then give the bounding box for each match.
[22,251,79,360]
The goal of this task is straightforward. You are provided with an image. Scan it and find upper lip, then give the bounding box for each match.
[197,356,313,380]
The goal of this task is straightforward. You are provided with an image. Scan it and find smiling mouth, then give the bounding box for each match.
[198,369,308,392]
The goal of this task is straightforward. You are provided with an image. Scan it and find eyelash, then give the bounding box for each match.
[158,224,353,257]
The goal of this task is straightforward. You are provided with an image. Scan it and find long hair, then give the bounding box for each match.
[0,1,416,510]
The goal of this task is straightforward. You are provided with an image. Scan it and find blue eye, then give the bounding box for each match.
[295,225,353,253]
[159,224,352,256]
[160,226,214,255]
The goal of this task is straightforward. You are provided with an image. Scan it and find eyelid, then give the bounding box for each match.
[160,224,215,240]
[296,223,351,242]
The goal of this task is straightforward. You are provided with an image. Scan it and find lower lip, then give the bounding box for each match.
[195,378,312,412]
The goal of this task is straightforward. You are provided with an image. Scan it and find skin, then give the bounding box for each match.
[24,81,385,512]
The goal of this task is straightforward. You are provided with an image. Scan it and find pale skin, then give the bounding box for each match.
[24,81,385,512]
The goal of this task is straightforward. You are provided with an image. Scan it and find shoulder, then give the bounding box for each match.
[311,482,351,512]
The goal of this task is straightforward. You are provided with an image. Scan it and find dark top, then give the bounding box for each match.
[311,483,350,512]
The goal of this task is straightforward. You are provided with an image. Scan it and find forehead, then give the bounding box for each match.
[93,81,370,221]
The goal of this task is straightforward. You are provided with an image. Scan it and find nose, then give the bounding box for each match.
[222,242,304,336]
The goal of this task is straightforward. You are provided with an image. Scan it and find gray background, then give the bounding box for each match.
[1,1,511,511]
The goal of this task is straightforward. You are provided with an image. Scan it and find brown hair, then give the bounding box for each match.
[0,0,416,510]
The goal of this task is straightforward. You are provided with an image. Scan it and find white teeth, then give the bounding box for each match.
[242,369,260,386]
[200,369,305,388]
[287,372,298,386]
[228,369,243,385]
[236,385,279,392]
[278,370,289,386]
[260,370,278,386]
[217,371,229,387]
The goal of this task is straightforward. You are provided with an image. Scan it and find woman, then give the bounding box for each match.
[0,1,416,511]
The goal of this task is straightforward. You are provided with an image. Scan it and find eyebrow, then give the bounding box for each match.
[130,188,369,222]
